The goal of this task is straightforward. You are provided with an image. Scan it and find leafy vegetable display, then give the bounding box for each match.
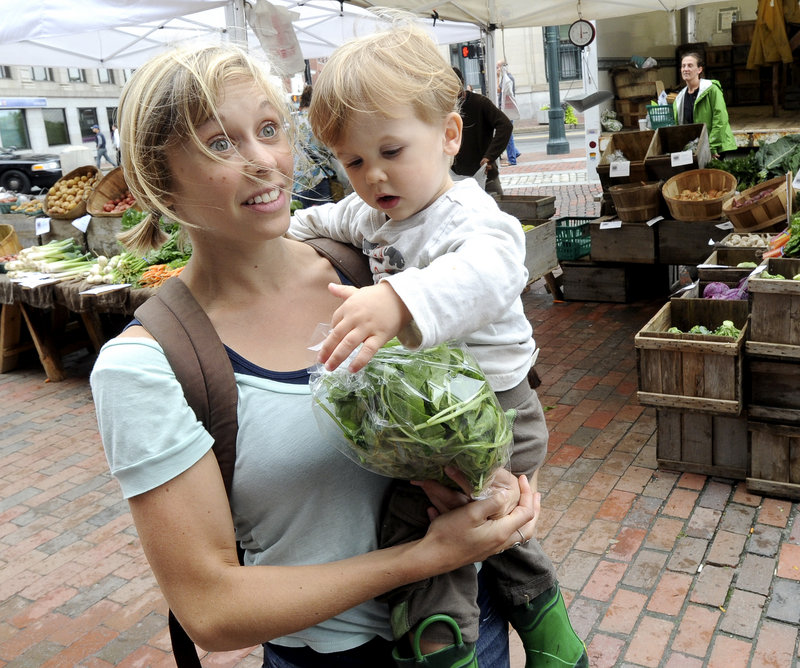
[311,339,514,497]
[667,320,742,337]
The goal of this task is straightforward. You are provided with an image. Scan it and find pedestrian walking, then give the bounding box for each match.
[91,124,116,169]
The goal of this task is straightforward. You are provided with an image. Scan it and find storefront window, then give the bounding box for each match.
[0,66,11,79]
[0,109,31,149]
[78,108,98,144]
[43,108,69,146]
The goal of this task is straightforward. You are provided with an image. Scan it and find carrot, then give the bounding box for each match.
[138,264,185,288]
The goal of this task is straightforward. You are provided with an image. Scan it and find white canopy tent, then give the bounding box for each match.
[0,0,480,68]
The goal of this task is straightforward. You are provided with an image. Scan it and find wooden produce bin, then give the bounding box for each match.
[748,421,800,500]
[747,356,800,424]
[697,247,762,285]
[644,124,711,182]
[656,218,731,265]
[560,260,669,303]
[589,220,657,263]
[715,232,771,251]
[521,218,558,284]
[596,130,654,192]
[494,194,555,221]
[635,298,749,414]
[747,257,800,355]
[657,408,748,479]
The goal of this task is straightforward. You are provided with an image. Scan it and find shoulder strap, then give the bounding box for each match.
[132,238,370,667]
[304,237,372,288]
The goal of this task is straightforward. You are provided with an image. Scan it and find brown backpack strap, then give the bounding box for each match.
[304,237,373,288]
[134,277,239,498]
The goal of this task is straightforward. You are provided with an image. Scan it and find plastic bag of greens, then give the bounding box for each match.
[310,339,514,498]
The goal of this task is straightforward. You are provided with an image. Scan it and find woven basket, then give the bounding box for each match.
[0,224,22,256]
[662,169,737,222]
[87,167,140,217]
[722,175,792,233]
[608,182,662,222]
[44,165,101,220]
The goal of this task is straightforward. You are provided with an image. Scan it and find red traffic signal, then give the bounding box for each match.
[461,44,481,59]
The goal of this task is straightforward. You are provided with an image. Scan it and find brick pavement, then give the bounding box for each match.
[1,148,799,667]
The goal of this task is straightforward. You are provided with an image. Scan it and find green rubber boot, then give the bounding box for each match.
[392,614,478,668]
[507,584,588,667]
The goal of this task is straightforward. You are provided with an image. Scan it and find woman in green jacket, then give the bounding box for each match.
[673,52,737,158]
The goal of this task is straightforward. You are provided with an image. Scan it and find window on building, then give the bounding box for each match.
[0,109,31,149]
[67,68,86,83]
[43,108,69,146]
[107,108,118,130]
[122,68,135,83]
[78,108,98,143]
[97,68,115,84]
[0,66,12,79]
[30,66,54,82]
[543,26,583,82]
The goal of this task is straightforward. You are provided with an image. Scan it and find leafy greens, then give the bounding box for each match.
[311,339,514,496]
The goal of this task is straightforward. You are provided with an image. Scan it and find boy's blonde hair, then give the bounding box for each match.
[308,21,462,147]
[116,44,291,254]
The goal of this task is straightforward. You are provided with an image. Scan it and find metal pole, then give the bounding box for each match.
[224,0,248,47]
[545,26,569,155]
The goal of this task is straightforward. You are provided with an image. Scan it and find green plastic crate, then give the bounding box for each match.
[647,104,675,129]
[556,217,592,261]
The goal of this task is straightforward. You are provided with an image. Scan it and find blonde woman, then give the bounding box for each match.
[90,44,536,668]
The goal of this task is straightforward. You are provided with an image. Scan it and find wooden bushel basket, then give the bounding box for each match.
[662,168,737,222]
[44,165,101,220]
[87,167,139,217]
[722,175,793,233]
[608,182,662,222]
[0,224,22,256]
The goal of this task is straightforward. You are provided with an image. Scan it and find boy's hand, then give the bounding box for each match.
[321,281,412,372]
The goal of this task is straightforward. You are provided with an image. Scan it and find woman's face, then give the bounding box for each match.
[681,56,702,87]
[166,77,294,246]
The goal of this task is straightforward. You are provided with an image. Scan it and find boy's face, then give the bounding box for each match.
[332,106,461,222]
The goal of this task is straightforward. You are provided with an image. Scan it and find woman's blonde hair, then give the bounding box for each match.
[308,20,461,147]
[116,44,291,254]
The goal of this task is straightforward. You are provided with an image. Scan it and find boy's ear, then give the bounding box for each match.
[443,111,462,157]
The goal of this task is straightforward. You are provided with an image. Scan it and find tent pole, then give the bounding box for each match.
[225,0,248,47]
[544,26,569,155]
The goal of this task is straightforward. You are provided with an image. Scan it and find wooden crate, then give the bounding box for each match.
[589,221,657,263]
[644,124,711,182]
[732,20,756,45]
[698,247,762,285]
[657,218,732,265]
[521,218,558,284]
[494,194,555,221]
[635,298,749,414]
[611,66,662,92]
[748,421,800,500]
[616,80,664,101]
[747,257,800,355]
[596,129,654,192]
[657,408,748,479]
[715,232,771,251]
[747,355,800,424]
[614,99,649,129]
[560,260,669,303]
[705,45,732,67]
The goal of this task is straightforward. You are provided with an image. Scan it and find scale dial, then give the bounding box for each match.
[568,19,596,48]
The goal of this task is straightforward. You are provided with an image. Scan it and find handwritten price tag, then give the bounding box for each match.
[72,214,91,233]
[670,151,693,167]
[599,220,622,229]
[609,161,631,178]
[34,217,51,235]
[646,216,663,227]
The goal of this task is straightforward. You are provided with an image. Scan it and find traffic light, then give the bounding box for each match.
[460,44,482,59]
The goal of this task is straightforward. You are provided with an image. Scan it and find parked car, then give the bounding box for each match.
[0,148,62,194]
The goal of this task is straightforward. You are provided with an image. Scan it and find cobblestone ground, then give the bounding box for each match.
[1,144,798,666]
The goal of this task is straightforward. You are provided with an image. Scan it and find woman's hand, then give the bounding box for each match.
[418,474,538,567]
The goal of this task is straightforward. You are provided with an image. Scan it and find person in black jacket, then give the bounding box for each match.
[451,67,512,196]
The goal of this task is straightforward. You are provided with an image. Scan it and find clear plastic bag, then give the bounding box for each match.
[310,339,514,497]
